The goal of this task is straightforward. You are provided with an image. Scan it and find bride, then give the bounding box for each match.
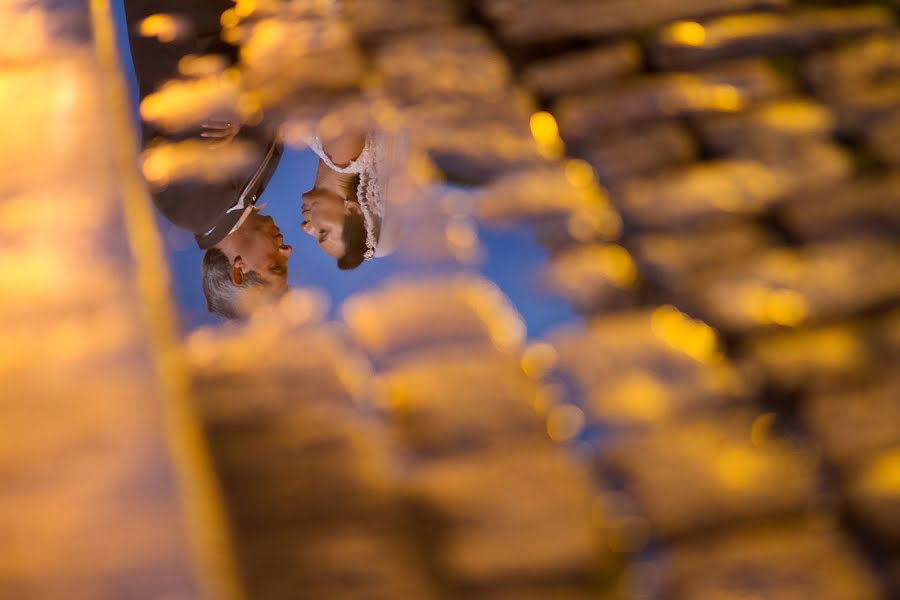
[301,127,399,269]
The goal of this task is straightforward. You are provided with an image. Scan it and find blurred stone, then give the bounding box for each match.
[342,276,526,364]
[420,113,548,184]
[466,584,597,600]
[680,238,900,334]
[480,0,789,44]
[822,84,900,138]
[406,449,602,586]
[617,159,790,230]
[844,446,900,546]
[0,2,219,597]
[189,322,438,599]
[732,139,853,193]
[740,323,873,393]
[370,28,549,184]
[345,0,460,39]
[805,34,900,96]
[871,308,900,363]
[867,111,900,166]
[241,527,438,600]
[472,165,621,241]
[780,175,900,242]
[694,98,835,156]
[652,7,894,70]
[522,41,641,99]
[555,60,787,142]
[632,222,775,294]
[238,13,366,116]
[551,309,753,428]
[373,28,514,109]
[377,349,549,456]
[579,121,698,186]
[546,244,640,313]
[601,411,816,538]
[666,525,883,600]
[804,378,900,468]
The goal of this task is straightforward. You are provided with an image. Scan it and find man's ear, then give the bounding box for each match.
[230,256,245,285]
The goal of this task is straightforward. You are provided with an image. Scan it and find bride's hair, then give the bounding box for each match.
[338,210,367,270]
[337,174,370,270]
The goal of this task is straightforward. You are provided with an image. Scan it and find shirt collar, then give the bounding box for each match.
[227,201,267,236]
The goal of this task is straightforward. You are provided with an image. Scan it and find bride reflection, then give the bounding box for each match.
[301,129,381,270]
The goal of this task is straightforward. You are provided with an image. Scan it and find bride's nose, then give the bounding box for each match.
[301,220,315,236]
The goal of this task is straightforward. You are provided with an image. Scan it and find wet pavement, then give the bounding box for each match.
[4,0,900,599]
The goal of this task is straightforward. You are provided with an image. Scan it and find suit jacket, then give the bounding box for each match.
[125,0,283,249]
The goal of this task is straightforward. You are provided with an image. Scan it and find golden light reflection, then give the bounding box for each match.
[650,305,721,363]
[141,139,257,188]
[857,448,900,497]
[445,216,479,253]
[546,404,586,442]
[564,159,595,189]
[751,412,777,448]
[139,74,241,134]
[462,278,528,354]
[708,84,744,112]
[745,286,810,327]
[530,110,564,159]
[521,342,558,380]
[664,21,707,47]
[138,13,191,43]
[603,245,638,287]
[758,100,835,136]
[178,54,229,79]
[600,373,669,423]
[713,446,765,490]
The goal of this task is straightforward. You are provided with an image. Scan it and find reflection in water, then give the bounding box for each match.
[126,0,291,318]
[301,129,377,268]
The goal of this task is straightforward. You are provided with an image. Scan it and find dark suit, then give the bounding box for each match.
[124,0,283,249]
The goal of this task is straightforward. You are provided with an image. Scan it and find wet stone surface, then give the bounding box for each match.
[7,0,900,599]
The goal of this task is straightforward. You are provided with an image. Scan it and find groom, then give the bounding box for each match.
[124,0,290,319]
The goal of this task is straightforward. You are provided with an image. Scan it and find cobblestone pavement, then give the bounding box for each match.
[6,0,900,599]
[0,2,238,599]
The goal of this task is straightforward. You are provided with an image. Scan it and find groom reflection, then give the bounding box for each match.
[125,0,290,319]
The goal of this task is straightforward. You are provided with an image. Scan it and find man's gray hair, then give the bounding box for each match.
[202,248,265,319]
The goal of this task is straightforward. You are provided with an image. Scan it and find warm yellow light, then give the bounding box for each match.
[746,286,810,327]
[234,0,257,18]
[546,405,586,442]
[445,217,478,250]
[138,13,184,43]
[666,21,707,47]
[751,412,777,448]
[521,342,558,379]
[602,373,669,423]
[651,305,721,363]
[714,446,764,490]
[858,448,900,496]
[710,84,744,112]
[530,111,564,159]
[597,245,638,287]
[220,8,239,29]
[564,159,594,189]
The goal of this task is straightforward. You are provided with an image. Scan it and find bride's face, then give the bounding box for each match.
[301,187,348,258]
